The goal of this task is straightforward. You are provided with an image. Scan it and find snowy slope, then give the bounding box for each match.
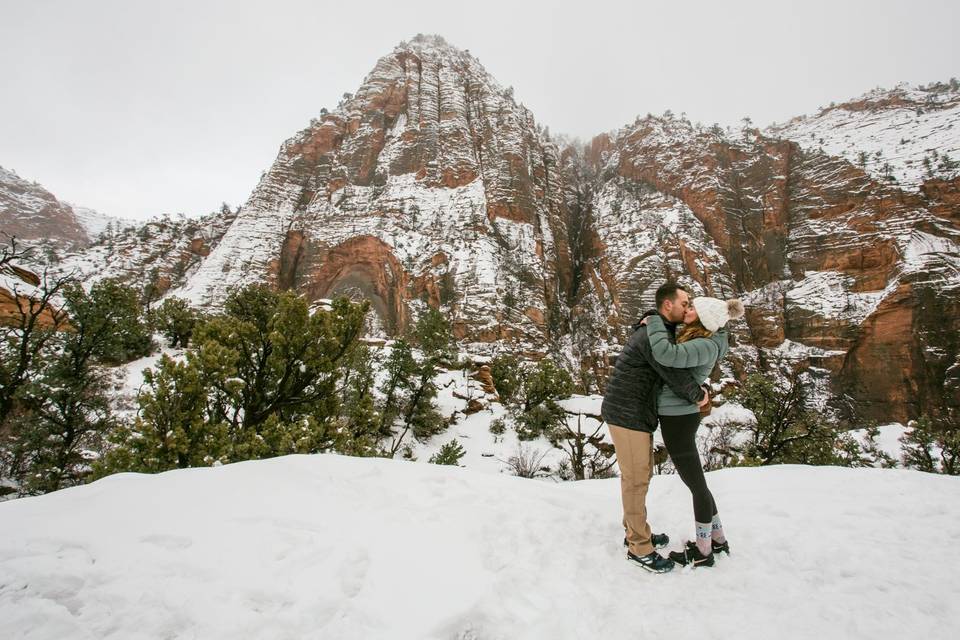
[54,208,236,294]
[767,82,960,189]
[66,203,136,240]
[1,455,957,640]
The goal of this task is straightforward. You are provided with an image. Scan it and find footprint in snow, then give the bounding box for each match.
[338,548,370,598]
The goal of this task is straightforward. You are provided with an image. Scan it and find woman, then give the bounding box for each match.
[643,296,744,568]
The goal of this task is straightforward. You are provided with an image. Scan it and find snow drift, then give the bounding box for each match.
[1,454,958,639]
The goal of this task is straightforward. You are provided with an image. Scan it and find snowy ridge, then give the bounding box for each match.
[56,208,236,294]
[66,203,136,240]
[175,191,297,308]
[772,101,960,332]
[767,82,960,189]
[1,454,957,639]
[0,165,91,254]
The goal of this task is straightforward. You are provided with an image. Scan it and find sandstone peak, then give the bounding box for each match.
[401,33,459,54]
[392,35,486,69]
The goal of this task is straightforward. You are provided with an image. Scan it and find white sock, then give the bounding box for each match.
[696,522,712,556]
[711,514,726,543]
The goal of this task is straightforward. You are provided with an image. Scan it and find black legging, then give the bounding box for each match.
[660,412,717,524]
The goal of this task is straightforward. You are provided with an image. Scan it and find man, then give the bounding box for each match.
[601,283,709,574]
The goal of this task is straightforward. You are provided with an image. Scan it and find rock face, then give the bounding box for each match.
[179,35,571,352]
[0,166,91,254]
[47,37,960,423]
[0,167,137,263]
[573,112,960,422]
[0,264,67,330]
[760,86,960,422]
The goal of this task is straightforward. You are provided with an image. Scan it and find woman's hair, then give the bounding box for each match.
[676,319,713,344]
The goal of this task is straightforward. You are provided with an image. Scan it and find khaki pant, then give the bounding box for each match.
[609,424,655,557]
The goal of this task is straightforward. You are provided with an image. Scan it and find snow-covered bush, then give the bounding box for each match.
[726,368,860,466]
[899,414,960,475]
[428,439,465,466]
[93,285,371,478]
[504,444,551,479]
[1,262,152,494]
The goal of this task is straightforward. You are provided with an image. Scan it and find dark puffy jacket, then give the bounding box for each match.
[600,312,706,433]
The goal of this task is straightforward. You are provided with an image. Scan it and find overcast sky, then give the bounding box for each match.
[1,0,957,221]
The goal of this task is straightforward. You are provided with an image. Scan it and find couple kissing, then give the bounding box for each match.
[601,283,745,573]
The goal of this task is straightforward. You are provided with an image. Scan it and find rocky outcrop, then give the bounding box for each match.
[0,166,91,254]
[471,364,497,396]
[837,257,960,423]
[298,235,412,335]
[0,265,68,330]
[922,177,960,223]
[55,207,237,300]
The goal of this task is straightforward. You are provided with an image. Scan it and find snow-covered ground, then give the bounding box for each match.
[420,366,553,472]
[852,423,910,459]
[1,454,958,639]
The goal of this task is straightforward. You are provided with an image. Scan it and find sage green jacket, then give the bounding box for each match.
[645,315,729,416]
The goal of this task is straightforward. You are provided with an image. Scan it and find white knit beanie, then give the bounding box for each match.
[692,297,745,332]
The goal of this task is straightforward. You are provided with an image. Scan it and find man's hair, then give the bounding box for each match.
[655,283,686,309]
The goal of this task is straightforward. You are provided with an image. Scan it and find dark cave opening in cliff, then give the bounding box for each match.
[327,271,392,338]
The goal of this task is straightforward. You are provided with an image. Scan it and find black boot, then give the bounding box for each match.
[683,538,730,556]
[711,539,731,556]
[627,550,675,573]
[670,542,714,567]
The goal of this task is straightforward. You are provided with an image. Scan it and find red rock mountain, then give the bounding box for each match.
[0,166,92,254]
[179,35,571,349]
[575,114,960,422]
[42,37,960,423]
